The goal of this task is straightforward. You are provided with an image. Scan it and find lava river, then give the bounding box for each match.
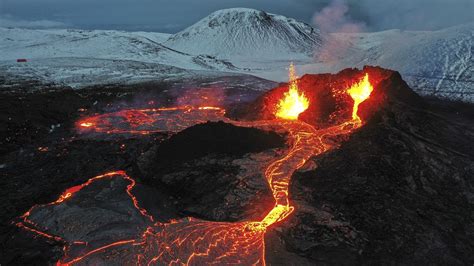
[17,73,373,265]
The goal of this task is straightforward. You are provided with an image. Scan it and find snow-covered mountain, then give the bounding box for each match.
[0,28,235,71]
[0,8,472,102]
[357,24,473,101]
[297,23,474,102]
[164,8,322,60]
[0,27,241,88]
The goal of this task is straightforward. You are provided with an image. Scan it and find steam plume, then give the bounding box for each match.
[312,0,366,62]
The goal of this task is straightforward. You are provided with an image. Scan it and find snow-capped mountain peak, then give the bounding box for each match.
[164,8,322,60]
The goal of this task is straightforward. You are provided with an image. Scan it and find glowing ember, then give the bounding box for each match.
[37,146,49,152]
[275,63,309,120]
[197,106,223,110]
[80,122,94,128]
[347,73,374,121]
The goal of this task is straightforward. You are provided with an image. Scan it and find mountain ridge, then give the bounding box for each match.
[164,8,322,60]
[0,9,472,102]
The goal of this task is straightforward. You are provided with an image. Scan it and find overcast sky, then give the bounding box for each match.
[0,0,472,32]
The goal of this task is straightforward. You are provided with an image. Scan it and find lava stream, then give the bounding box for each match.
[76,106,226,135]
[18,73,374,265]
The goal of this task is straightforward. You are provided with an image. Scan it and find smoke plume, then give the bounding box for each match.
[312,0,366,62]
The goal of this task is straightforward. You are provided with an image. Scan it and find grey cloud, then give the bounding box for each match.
[0,0,472,32]
[355,0,474,31]
[0,14,68,28]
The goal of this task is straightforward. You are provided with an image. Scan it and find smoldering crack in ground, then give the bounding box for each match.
[1,69,474,265]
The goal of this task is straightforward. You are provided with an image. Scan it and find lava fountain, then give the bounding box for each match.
[275,63,309,120]
[347,73,374,121]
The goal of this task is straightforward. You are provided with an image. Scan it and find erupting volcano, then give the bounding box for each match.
[16,65,379,265]
[3,2,473,264]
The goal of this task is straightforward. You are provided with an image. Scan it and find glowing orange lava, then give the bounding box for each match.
[17,71,376,265]
[347,73,374,121]
[76,106,226,135]
[275,63,309,120]
[79,122,93,128]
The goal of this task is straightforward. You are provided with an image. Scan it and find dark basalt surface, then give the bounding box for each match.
[137,121,285,221]
[152,120,284,164]
[0,77,275,265]
[1,69,473,265]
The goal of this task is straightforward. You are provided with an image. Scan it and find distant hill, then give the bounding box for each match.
[164,8,322,60]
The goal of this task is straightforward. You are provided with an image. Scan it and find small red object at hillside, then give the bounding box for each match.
[17,59,28,62]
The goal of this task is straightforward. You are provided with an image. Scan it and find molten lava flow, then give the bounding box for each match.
[76,106,226,135]
[79,122,93,128]
[275,63,309,120]
[347,73,374,121]
[18,73,373,264]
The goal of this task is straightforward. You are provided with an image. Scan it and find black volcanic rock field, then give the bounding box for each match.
[1,69,473,265]
[137,121,285,222]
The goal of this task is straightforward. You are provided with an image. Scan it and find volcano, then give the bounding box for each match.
[164,8,322,60]
[1,67,473,265]
[229,66,474,264]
